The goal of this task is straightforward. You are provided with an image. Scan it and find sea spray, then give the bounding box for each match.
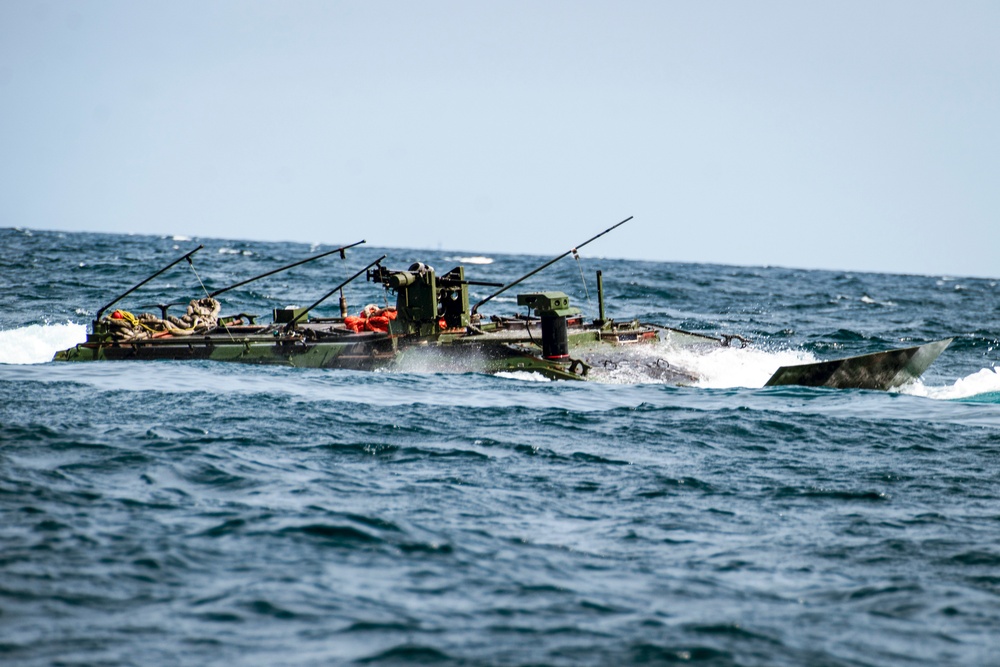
[583,341,815,388]
[0,323,87,364]
[901,366,1000,401]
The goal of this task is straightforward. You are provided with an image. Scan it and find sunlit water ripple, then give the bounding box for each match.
[2,227,1000,666]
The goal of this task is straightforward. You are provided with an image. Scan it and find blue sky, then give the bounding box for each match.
[2,2,998,277]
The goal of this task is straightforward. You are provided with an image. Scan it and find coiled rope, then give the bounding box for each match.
[104,298,221,341]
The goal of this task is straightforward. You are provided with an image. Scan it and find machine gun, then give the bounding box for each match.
[368,263,503,335]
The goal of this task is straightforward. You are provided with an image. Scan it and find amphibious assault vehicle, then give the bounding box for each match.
[53,219,951,389]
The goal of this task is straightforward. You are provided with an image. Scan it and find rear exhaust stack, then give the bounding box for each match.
[517,292,579,360]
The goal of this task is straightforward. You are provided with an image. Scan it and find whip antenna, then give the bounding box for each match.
[94,244,204,324]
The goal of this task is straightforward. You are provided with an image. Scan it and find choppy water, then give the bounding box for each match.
[2,227,1000,666]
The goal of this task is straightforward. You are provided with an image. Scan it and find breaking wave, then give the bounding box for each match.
[494,370,552,382]
[0,323,87,364]
[219,247,254,256]
[6,320,996,404]
[585,342,814,388]
[900,366,1000,402]
[674,344,815,389]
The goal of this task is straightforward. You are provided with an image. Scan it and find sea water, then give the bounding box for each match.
[2,227,999,666]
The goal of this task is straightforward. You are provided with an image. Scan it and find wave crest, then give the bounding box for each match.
[0,323,87,364]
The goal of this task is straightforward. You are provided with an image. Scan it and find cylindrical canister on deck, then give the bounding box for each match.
[540,315,569,359]
[596,270,606,324]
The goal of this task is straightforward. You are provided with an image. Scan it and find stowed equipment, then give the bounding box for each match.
[103,298,221,341]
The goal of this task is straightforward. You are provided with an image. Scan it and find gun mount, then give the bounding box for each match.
[368,263,503,336]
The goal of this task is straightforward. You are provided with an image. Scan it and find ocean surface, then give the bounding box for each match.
[2,226,1000,667]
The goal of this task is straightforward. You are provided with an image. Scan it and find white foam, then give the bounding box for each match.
[860,295,896,306]
[585,342,814,388]
[6,320,991,402]
[455,256,493,265]
[0,323,88,365]
[495,371,552,382]
[900,366,1000,401]
[682,345,815,389]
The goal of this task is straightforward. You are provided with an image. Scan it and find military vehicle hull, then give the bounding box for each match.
[54,316,719,382]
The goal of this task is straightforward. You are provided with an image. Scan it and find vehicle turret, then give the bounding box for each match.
[368,263,502,336]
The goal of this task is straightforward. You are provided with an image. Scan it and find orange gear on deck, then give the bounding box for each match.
[344,307,397,333]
